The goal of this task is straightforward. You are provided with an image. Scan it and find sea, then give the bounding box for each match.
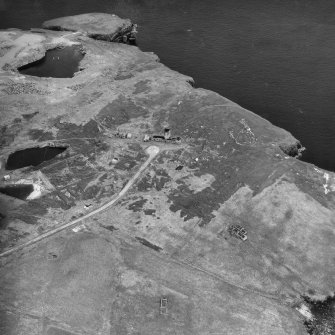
[1,0,335,171]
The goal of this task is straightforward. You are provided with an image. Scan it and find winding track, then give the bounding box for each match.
[1,144,295,307]
[0,145,160,258]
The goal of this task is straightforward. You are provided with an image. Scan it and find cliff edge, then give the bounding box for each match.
[0,13,334,335]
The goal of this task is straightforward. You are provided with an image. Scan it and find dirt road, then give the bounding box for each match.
[0,145,160,258]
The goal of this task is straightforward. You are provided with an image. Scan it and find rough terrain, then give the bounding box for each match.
[0,13,335,335]
[42,13,136,42]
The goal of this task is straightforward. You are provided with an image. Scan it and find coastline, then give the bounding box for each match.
[0,13,334,335]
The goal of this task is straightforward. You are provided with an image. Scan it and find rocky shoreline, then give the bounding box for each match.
[0,13,335,335]
[42,13,138,43]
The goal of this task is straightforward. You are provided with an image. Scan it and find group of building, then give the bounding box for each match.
[115,128,182,144]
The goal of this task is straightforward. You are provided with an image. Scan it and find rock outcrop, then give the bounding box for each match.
[0,13,334,335]
[42,13,137,42]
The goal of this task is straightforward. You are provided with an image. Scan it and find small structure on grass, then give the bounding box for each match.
[228,225,248,241]
[160,296,168,315]
[115,131,132,139]
[143,128,181,144]
[164,128,171,140]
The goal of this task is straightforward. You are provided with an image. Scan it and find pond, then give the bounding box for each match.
[6,146,67,170]
[18,45,84,78]
[1,0,335,171]
[0,184,34,200]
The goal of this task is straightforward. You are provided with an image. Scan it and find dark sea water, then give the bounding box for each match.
[1,0,335,171]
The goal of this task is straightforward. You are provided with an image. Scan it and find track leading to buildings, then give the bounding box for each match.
[0,145,160,258]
